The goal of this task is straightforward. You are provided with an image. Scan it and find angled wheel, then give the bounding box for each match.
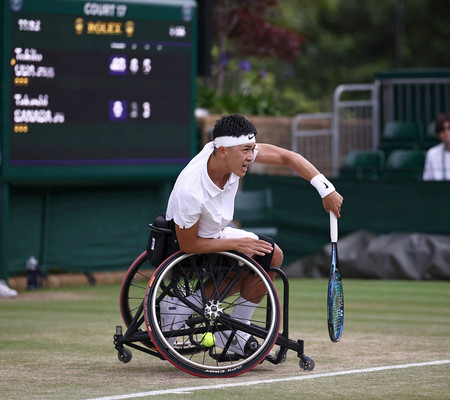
[119,251,155,346]
[144,251,281,378]
[118,348,133,363]
[300,356,315,371]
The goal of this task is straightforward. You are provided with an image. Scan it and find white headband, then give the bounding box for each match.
[213,133,256,148]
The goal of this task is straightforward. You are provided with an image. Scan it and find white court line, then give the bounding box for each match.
[86,359,450,400]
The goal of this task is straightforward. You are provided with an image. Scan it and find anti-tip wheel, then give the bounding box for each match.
[118,348,132,363]
[299,356,315,371]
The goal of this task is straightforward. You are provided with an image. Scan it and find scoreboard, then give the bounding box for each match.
[1,0,198,183]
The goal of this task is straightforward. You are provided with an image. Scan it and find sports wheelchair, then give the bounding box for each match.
[113,218,315,378]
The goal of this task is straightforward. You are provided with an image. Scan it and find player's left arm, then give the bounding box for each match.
[255,143,343,217]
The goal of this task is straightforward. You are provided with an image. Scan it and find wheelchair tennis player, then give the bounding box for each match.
[160,114,343,356]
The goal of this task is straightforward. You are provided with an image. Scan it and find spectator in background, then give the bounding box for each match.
[423,113,450,181]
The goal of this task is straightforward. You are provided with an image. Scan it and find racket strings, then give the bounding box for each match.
[331,280,343,335]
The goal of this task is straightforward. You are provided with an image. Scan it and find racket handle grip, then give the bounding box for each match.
[330,211,338,242]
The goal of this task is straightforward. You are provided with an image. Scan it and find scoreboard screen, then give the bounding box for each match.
[1,0,198,183]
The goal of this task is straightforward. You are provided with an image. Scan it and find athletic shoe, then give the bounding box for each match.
[0,280,18,298]
[214,330,259,356]
[159,296,193,346]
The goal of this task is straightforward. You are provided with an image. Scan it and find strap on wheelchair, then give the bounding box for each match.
[148,223,173,234]
[253,234,275,271]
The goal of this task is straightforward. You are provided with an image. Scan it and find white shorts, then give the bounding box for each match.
[217,226,258,260]
[217,226,259,240]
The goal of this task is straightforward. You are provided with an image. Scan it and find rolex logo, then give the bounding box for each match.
[124,21,135,37]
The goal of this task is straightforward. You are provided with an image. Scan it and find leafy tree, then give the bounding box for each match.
[197,0,450,115]
[212,0,303,93]
[197,0,305,115]
[284,0,450,104]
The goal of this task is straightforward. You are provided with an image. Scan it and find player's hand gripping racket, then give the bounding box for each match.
[327,211,344,342]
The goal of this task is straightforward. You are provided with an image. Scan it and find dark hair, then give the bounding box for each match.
[212,114,257,139]
[435,113,450,136]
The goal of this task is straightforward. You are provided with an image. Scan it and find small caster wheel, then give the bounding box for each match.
[275,348,287,363]
[299,356,315,371]
[118,348,132,363]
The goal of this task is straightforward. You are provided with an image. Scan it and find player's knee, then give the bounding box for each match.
[272,243,283,268]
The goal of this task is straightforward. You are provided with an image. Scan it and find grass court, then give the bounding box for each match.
[1,278,449,399]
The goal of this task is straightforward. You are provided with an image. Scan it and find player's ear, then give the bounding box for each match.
[217,146,227,158]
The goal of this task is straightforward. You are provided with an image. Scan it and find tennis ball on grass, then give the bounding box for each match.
[201,332,215,347]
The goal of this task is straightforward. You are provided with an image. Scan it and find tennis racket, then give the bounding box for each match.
[327,211,344,342]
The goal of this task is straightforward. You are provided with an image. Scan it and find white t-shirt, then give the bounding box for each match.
[423,142,450,181]
[166,142,240,238]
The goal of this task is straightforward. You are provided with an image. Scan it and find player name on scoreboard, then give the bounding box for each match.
[12,47,63,132]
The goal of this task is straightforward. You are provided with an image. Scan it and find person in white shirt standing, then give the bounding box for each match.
[163,114,343,355]
[423,113,450,181]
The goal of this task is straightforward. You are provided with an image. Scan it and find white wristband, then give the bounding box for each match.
[310,174,335,198]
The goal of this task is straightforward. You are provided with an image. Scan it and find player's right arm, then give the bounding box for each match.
[175,222,273,256]
[255,143,343,217]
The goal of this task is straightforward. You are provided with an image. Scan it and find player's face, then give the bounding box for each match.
[225,144,256,177]
[439,121,450,150]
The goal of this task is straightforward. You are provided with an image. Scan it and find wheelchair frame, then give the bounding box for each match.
[113,226,315,378]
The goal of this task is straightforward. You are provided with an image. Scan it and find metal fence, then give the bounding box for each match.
[292,74,450,177]
[378,76,450,128]
[291,112,334,176]
[292,84,377,177]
